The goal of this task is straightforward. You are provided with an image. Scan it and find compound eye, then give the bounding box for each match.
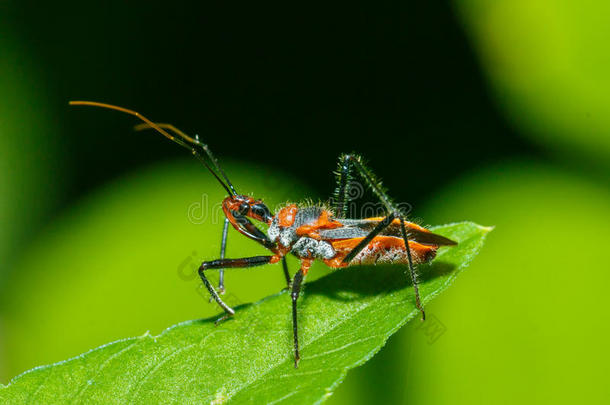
[252,203,272,221]
[238,202,250,216]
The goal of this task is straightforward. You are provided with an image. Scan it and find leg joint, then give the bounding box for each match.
[198,262,209,274]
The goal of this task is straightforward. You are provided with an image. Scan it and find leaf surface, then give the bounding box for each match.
[0,222,490,404]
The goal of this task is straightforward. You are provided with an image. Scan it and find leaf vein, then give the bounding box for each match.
[72,340,140,402]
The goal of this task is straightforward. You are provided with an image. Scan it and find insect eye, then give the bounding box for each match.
[252,204,272,220]
[238,202,250,215]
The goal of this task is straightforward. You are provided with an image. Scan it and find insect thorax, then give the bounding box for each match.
[268,206,336,260]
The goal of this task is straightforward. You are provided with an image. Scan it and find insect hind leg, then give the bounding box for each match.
[398,217,425,320]
[335,153,424,321]
[334,154,398,213]
[333,154,353,217]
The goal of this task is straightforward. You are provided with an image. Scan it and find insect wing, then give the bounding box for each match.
[320,218,456,246]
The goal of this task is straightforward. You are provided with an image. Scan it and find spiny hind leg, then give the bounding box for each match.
[334,153,424,320]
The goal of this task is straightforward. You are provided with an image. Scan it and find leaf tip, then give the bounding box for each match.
[477,224,495,233]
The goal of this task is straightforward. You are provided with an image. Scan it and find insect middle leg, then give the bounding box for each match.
[281,257,291,289]
[334,154,425,320]
[199,255,274,322]
[291,259,311,368]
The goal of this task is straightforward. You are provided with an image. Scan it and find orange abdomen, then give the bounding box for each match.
[323,236,438,268]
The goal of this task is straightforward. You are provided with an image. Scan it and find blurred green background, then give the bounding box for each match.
[1,1,609,403]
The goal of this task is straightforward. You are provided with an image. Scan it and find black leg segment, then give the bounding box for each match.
[199,255,273,322]
[333,153,425,321]
[399,218,425,320]
[281,257,291,289]
[335,154,395,212]
[291,267,305,368]
[342,212,396,263]
[333,156,352,217]
[217,217,230,294]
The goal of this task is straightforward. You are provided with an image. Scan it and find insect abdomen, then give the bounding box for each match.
[324,236,437,268]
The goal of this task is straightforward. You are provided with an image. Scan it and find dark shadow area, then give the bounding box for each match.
[185,259,455,324]
[418,261,456,282]
[305,260,456,301]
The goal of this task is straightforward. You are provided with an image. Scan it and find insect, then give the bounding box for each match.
[70,100,457,368]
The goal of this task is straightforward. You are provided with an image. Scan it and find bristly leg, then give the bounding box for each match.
[343,211,396,263]
[334,153,425,321]
[333,155,354,217]
[399,218,425,320]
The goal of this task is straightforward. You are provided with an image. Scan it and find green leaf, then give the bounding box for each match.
[0,222,490,404]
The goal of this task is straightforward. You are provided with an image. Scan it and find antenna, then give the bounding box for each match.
[69,101,237,196]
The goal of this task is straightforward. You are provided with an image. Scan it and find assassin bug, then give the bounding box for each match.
[70,100,457,368]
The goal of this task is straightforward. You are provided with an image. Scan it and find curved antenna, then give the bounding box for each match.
[133,122,236,196]
[69,100,237,196]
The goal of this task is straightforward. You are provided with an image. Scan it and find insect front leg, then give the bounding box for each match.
[217,217,230,294]
[226,211,291,288]
[199,255,274,323]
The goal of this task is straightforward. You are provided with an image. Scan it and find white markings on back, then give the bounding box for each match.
[268,206,337,259]
[292,237,336,259]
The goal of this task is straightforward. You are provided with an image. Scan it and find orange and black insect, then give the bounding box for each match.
[70,101,457,368]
